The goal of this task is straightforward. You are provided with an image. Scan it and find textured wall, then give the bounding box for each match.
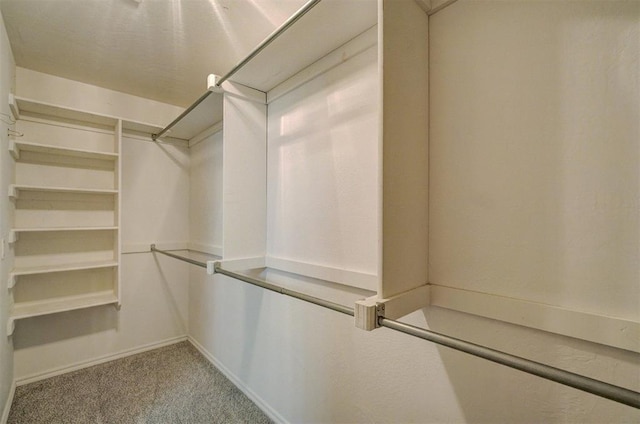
[0,8,16,421]
[429,0,640,322]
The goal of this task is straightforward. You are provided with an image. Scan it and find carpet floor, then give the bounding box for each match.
[8,341,272,424]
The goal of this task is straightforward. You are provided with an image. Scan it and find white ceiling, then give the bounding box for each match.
[0,0,308,107]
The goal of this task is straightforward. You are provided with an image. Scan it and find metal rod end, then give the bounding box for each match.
[150,244,156,251]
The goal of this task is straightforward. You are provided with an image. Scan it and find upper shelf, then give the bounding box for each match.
[228,0,377,93]
[153,0,377,142]
[159,91,223,141]
[10,95,164,137]
[11,95,118,127]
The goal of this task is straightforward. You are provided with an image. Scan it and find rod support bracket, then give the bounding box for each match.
[207,74,224,93]
[355,284,431,331]
[207,261,218,275]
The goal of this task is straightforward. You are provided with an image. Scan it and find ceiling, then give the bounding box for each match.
[0,0,308,107]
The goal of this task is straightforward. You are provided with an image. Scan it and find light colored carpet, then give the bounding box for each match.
[8,341,272,424]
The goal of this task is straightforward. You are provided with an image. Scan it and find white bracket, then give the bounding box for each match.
[8,273,16,289]
[207,74,224,93]
[8,93,19,121]
[206,261,217,275]
[8,184,17,200]
[8,140,19,160]
[7,317,15,336]
[355,284,431,331]
[8,230,17,244]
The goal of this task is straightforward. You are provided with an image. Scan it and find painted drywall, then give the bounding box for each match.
[189,131,223,255]
[0,8,15,421]
[10,74,190,380]
[190,2,639,422]
[429,2,639,324]
[15,67,183,128]
[266,44,379,281]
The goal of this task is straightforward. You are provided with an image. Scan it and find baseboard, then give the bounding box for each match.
[1,381,15,424]
[15,335,187,386]
[187,336,288,424]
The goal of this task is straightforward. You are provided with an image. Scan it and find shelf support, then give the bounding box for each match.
[355,284,431,331]
[8,140,19,160]
[8,273,16,289]
[8,184,18,200]
[8,93,19,121]
[6,317,15,336]
[8,230,17,244]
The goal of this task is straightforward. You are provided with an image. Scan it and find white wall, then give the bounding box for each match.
[10,71,190,381]
[189,2,640,422]
[189,131,223,255]
[0,9,15,421]
[429,0,639,322]
[266,44,379,285]
[16,68,183,128]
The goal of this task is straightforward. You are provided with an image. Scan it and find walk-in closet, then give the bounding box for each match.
[0,0,638,422]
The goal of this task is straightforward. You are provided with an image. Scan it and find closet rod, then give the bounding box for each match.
[214,263,354,316]
[214,264,640,410]
[150,244,207,269]
[152,91,212,141]
[378,318,640,409]
[152,0,321,141]
[214,0,322,87]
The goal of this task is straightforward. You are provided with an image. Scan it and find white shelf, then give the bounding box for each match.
[11,96,118,126]
[9,226,118,243]
[157,92,224,141]
[9,260,118,288]
[9,184,118,199]
[9,140,118,161]
[8,290,119,334]
[229,0,377,92]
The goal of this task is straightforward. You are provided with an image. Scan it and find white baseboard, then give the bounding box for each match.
[188,336,288,424]
[15,336,187,386]
[1,381,15,424]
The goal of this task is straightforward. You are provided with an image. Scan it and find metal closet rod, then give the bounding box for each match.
[149,245,640,409]
[151,0,323,141]
[150,244,207,269]
[214,0,322,87]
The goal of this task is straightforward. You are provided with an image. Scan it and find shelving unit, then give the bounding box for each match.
[156,0,429,324]
[209,0,427,321]
[7,95,122,334]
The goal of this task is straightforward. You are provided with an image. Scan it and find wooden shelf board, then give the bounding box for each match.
[121,119,163,136]
[11,290,118,321]
[14,96,118,126]
[9,184,118,199]
[11,260,118,277]
[10,227,118,242]
[10,140,118,161]
[161,92,223,141]
[229,0,377,93]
